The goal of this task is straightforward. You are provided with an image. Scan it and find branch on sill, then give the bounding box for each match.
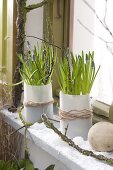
[42,114,113,166]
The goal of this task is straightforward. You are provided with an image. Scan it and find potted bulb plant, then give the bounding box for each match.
[19,42,56,123]
[57,50,100,139]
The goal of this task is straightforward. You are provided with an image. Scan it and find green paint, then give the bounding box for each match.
[2,0,7,73]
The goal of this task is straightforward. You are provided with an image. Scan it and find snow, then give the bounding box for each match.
[29,123,113,170]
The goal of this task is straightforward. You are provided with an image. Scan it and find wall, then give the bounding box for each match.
[69,0,95,54]
[25,0,43,50]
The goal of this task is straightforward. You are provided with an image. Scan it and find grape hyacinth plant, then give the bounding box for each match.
[18,42,56,86]
[57,50,100,95]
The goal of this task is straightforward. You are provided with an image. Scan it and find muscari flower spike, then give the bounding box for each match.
[78,55,81,59]
[26,41,31,49]
[91,60,95,68]
[86,54,89,62]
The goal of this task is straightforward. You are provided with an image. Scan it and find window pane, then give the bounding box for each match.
[93,0,113,104]
[71,0,113,104]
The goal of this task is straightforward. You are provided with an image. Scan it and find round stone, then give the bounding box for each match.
[88,122,113,152]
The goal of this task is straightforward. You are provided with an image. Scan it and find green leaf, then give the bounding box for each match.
[45,164,55,170]
[18,159,26,168]
[18,42,56,86]
[24,159,35,170]
[0,160,6,169]
[0,160,17,170]
[57,50,100,95]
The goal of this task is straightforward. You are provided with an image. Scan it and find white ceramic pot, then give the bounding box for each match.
[24,83,53,123]
[60,91,92,140]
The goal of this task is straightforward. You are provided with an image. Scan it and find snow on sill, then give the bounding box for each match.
[1,109,113,170]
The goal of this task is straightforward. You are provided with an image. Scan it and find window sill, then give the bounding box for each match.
[1,109,113,170]
[92,100,111,123]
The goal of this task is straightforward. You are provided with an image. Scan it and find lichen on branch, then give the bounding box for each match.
[42,114,113,166]
[25,0,52,13]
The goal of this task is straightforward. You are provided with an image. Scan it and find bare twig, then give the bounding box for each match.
[80,0,113,56]
[82,0,105,27]
[0,105,11,111]
[77,19,113,44]
[48,117,60,123]
[78,19,113,55]
[103,0,108,25]
[81,0,113,38]
[42,114,113,166]
[64,124,69,136]
[26,35,64,50]
[8,125,25,136]
[106,43,113,55]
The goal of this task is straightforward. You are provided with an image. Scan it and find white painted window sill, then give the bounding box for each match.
[1,109,113,170]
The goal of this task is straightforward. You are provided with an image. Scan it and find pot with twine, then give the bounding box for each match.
[17,42,56,123]
[59,91,92,140]
[57,50,100,140]
[23,83,53,123]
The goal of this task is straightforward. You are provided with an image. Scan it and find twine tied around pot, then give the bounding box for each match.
[24,99,54,107]
[59,109,92,120]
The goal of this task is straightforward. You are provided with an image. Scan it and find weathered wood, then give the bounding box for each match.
[12,0,27,107]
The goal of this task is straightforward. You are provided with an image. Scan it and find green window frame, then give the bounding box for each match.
[0,0,7,75]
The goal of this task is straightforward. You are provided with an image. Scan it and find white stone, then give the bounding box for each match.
[88,122,113,152]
